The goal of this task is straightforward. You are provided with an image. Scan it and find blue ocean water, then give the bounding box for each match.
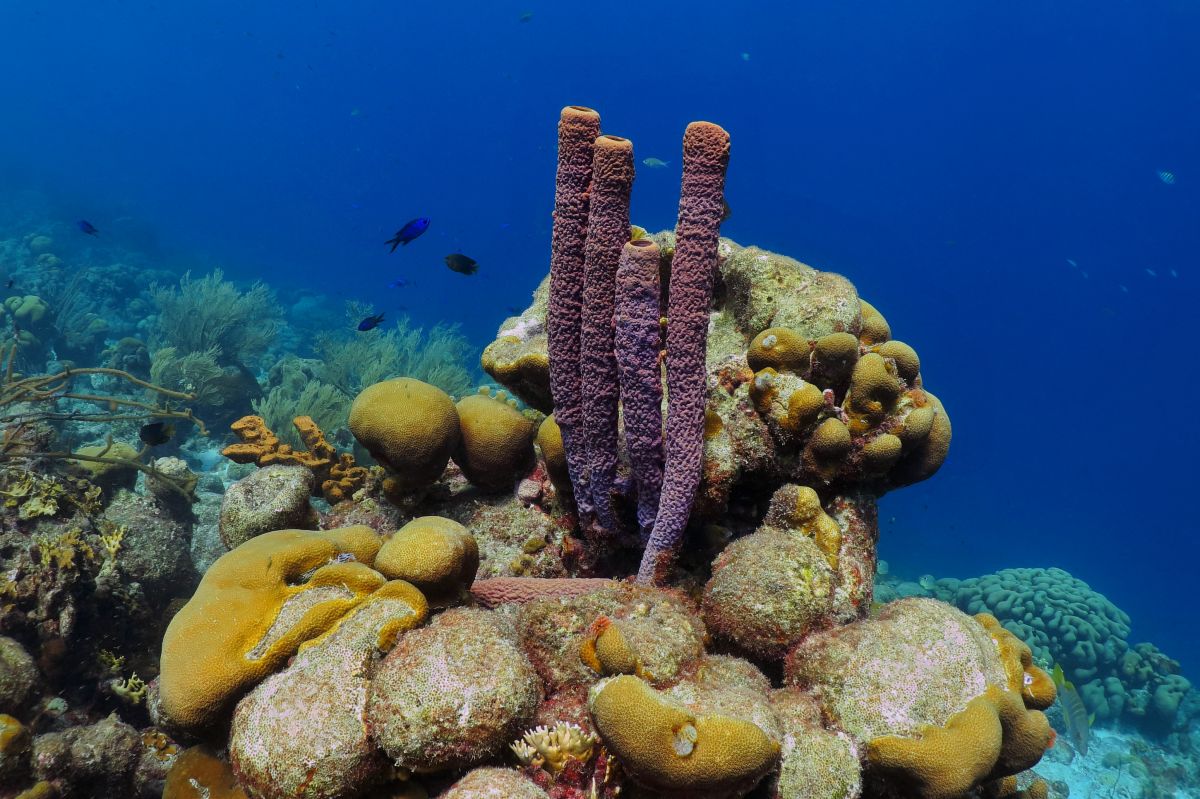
[0,0,1195,682]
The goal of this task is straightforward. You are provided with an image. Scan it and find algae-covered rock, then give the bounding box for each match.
[31,713,141,795]
[101,490,196,601]
[703,529,836,661]
[516,583,706,693]
[438,767,549,798]
[367,607,541,772]
[218,464,318,549]
[718,241,861,341]
[230,583,427,799]
[0,637,38,715]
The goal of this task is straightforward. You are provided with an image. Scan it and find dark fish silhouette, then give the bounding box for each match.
[444,253,478,275]
[4,280,13,289]
[139,421,175,447]
[385,218,430,251]
[78,220,99,236]
[358,312,386,331]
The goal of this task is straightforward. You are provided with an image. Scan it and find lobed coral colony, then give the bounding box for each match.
[0,105,1190,798]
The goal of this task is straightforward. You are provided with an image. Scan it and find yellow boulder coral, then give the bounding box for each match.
[536,415,572,498]
[809,332,860,390]
[763,484,841,568]
[801,417,852,480]
[858,299,891,344]
[891,391,952,485]
[872,339,921,384]
[746,327,811,374]
[349,377,460,492]
[374,516,479,598]
[158,526,387,730]
[588,675,779,797]
[844,352,904,435]
[453,391,537,490]
[580,616,642,677]
[748,369,825,439]
[480,336,552,413]
[862,433,903,473]
[4,295,48,324]
[867,689,1004,799]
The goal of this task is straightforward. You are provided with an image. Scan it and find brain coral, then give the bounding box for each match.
[349,377,460,492]
[158,526,385,731]
[587,674,780,798]
[374,516,479,597]
[946,567,1130,682]
[941,567,1196,731]
[366,607,541,772]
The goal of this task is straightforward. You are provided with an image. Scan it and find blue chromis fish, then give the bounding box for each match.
[357,312,386,331]
[78,219,99,236]
[641,157,669,168]
[1051,664,1092,756]
[385,218,431,251]
[444,253,478,275]
[387,277,410,289]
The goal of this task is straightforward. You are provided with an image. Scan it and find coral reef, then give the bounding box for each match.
[0,104,1120,798]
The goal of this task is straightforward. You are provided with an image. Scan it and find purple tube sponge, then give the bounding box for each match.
[547,106,601,518]
[638,122,731,585]
[580,135,635,534]
[615,239,665,542]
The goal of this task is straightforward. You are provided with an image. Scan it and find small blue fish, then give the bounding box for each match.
[387,278,410,289]
[78,219,99,236]
[385,218,430,251]
[357,312,386,331]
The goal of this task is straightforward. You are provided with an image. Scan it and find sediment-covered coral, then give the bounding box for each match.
[218,464,319,549]
[367,607,541,772]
